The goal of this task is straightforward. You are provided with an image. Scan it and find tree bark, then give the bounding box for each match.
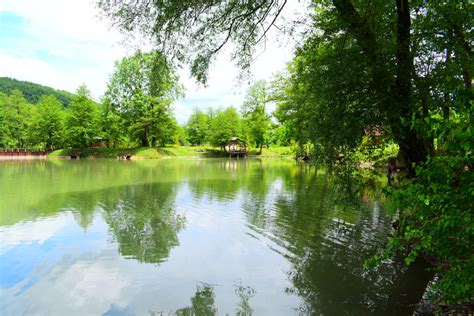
[392,0,429,175]
[453,25,472,92]
[443,47,452,120]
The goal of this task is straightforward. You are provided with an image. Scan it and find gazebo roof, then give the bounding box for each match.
[229,137,246,143]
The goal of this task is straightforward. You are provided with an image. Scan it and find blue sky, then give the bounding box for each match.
[0,0,302,123]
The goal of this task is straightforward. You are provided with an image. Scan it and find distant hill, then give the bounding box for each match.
[0,77,75,107]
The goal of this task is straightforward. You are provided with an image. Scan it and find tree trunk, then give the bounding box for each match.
[141,136,148,147]
[141,127,149,147]
[453,25,472,92]
[333,0,431,175]
[393,0,429,175]
[443,47,452,120]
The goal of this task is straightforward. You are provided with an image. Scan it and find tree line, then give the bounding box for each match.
[0,52,285,152]
[0,77,75,107]
[0,85,99,149]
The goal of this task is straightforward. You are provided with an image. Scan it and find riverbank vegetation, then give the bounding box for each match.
[0,69,286,156]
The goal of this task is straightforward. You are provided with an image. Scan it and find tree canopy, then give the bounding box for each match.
[97,0,300,84]
[209,107,243,151]
[105,51,182,147]
[241,80,271,154]
[67,85,100,148]
[29,95,65,149]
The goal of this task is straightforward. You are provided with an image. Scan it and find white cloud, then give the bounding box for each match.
[0,0,127,98]
[0,53,64,88]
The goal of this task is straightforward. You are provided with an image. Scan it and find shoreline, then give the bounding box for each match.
[48,155,294,160]
[0,154,294,161]
[45,146,294,160]
[0,155,47,160]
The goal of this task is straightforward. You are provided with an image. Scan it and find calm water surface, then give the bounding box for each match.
[0,159,425,315]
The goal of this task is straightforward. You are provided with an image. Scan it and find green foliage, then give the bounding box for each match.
[99,97,124,148]
[66,85,100,148]
[105,51,182,147]
[176,285,217,316]
[0,77,74,107]
[185,108,210,146]
[269,122,293,146]
[0,90,33,148]
[209,107,243,150]
[98,1,293,84]
[174,124,187,146]
[354,138,399,166]
[241,80,271,154]
[270,1,472,303]
[29,95,65,149]
[383,113,473,304]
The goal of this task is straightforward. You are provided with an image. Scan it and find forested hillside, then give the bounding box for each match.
[0,77,75,107]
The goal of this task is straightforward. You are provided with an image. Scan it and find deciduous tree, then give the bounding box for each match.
[29,95,65,149]
[105,51,182,147]
[66,85,100,148]
[241,80,271,154]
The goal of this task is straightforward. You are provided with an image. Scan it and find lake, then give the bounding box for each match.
[0,159,429,315]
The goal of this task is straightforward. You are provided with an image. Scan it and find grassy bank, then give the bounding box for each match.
[48,145,294,159]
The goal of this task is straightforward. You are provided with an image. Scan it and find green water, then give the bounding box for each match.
[0,159,427,315]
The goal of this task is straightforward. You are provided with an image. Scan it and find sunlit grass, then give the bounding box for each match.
[48,145,294,159]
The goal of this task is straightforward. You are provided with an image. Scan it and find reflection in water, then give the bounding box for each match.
[0,159,430,315]
[150,282,256,316]
[175,284,217,316]
[240,168,395,314]
[45,182,186,264]
[234,282,255,316]
[101,184,185,264]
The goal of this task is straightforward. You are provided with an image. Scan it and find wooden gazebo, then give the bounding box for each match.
[226,137,247,158]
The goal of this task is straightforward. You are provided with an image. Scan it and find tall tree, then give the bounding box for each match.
[105,51,182,147]
[241,80,271,154]
[0,90,33,148]
[66,85,99,148]
[29,95,65,149]
[99,97,124,148]
[209,107,242,152]
[185,108,210,146]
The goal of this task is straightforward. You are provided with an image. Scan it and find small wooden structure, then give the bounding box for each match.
[70,151,81,159]
[118,152,132,160]
[226,137,247,158]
